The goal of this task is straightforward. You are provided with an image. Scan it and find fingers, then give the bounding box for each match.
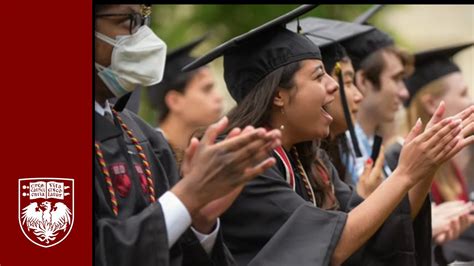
[182,137,200,174]
[241,157,277,182]
[468,214,474,225]
[433,200,467,214]
[454,105,474,122]
[229,136,280,170]
[420,119,461,162]
[462,135,474,147]
[405,118,423,144]
[241,125,255,134]
[430,122,463,157]
[459,214,470,233]
[214,128,265,152]
[441,135,470,162]
[370,146,385,183]
[225,127,242,140]
[215,127,281,153]
[433,223,450,239]
[420,117,459,144]
[435,232,447,245]
[426,101,446,129]
[461,119,474,137]
[450,217,461,239]
[359,158,373,183]
[420,119,461,150]
[201,116,229,145]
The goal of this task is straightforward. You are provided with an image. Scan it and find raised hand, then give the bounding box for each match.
[396,116,463,187]
[189,126,268,233]
[432,201,474,244]
[422,103,474,161]
[172,116,281,232]
[357,146,385,198]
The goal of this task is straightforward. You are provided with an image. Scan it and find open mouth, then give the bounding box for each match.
[321,98,334,122]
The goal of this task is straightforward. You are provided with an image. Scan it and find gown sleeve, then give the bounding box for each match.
[94,193,170,266]
[221,157,348,266]
[327,150,432,266]
[94,110,236,266]
[127,110,237,266]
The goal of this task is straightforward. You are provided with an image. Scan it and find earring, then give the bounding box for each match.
[280,107,285,131]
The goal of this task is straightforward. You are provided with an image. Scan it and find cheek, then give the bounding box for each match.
[287,90,317,121]
[95,40,113,66]
[444,96,470,116]
[347,88,360,108]
[380,87,395,103]
[194,93,221,116]
[327,100,344,122]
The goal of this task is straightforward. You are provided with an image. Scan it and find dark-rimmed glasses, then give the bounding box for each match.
[96,12,151,35]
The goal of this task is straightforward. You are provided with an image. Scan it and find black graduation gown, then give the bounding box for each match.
[221,148,431,266]
[94,109,235,266]
[442,226,474,263]
[386,142,474,265]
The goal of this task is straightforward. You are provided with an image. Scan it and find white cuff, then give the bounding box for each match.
[158,191,192,248]
[191,219,220,255]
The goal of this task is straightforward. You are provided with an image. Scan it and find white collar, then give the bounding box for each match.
[94,100,113,117]
[155,127,168,139]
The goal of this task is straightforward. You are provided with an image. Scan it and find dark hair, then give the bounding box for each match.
[226,62,299,130]
[148,69,199,122]
[359,45,414,89]
[320,56,354,183]
[320,134,352,183]
[226,61,330,207]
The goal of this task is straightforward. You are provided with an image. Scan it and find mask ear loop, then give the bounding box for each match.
[95,31,117,47]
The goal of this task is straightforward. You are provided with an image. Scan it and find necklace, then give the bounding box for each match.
[95,110,157,216]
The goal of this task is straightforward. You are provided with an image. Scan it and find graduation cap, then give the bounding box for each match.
[341,5,393,71]
[341,28,394,71]
[353,5,385,25]
[287,17,374,73]
[287,17,372,157]
[404,42,474,106]
[183,5,320,103]
[147,34,209,110]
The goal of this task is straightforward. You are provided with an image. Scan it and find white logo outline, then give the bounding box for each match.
[18,177,74,248]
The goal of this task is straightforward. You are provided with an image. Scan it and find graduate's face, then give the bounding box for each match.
[361,51,409,123]
[282,59,338,141]
[175,67,223,127]
[326,59,363,136]
[438,72,473,118]
[94,5,141,99]
[95,5,141,68]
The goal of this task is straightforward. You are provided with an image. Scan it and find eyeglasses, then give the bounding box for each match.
[96,12,151,35]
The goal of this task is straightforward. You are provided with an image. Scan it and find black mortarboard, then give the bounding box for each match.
[341,29,394,71]
[404,42,474,106]
[147,34,208,109]
[183,5,320,103]
[287,17,374,72]
[341,5,393,71]
[353,5,385,25]
[287,17,373,157]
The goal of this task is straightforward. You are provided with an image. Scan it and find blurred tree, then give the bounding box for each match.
[141,4,385,125]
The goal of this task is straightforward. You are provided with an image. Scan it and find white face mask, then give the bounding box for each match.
[95,25,167,98]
